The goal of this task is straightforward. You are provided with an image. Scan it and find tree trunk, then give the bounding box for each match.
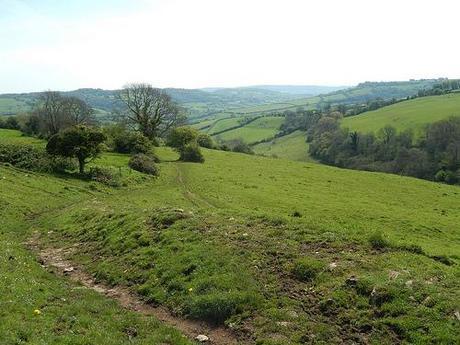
[78,157,85,174]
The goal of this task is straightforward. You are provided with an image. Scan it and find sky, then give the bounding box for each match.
[1,0,460,93]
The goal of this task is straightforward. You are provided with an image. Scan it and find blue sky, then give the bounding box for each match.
[1,0,460,93]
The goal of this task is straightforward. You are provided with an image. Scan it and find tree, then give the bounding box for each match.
[167,126,199,150]
[166,126,204,162]
[62,96,95,126]
[46,125,106,174]
[37,91,66,136]
[117,83,185,140]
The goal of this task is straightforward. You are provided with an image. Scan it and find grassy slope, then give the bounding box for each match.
[0,165,191,345]
[2,130,460,344]
[342,93,460,135]
[253,130,313,162]
[214,116,284,144]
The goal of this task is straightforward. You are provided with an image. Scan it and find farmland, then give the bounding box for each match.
[253,130,313,162]
[1,129,459,344]
[342,92,460,135]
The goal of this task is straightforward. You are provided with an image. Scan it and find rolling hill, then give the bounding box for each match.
[252,130,312,162]
[342,92,460,135]
[1,129,459,344]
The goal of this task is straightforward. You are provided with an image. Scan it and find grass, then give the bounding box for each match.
[253,130,314,162]
[207,117,245,134]
[215,116,284,144]
[0,165,191,345]
[342,93,460,135]
[1,129,460,344]
[0,128,44,146]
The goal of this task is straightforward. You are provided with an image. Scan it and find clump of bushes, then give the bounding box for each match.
[114,131,153,154]
[88,166,121,187]
[167,126,205,163]
[197,133,215,149]
[0,143,76,173]
[179,143,204,163]
[128,154,159,176]
[292,257,325,281]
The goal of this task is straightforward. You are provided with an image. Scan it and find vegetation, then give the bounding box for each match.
[309,112,460,184]
[342,93,460,135]
[1,136,458,343]
[46,125,106,173]
[253,130,313,161]
[128,153,159,175]
[167,126,205,163]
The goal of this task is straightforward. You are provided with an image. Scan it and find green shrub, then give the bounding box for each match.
[167,126,199,150]
[180,143,205,163]
[88,167,121,187]
[292,257,325,281]
[197,133,215,149]
[0,143,76,173]
[128,154,159,176]
[369,231,391,250]
[114,132,152,154]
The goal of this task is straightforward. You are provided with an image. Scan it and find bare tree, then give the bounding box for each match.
[117,83,185,139]
[62,96,95,126]
[37,91,65,136]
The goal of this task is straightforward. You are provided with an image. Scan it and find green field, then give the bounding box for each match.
[207,117,244,135]
[214,116,284,144]
[0,128,44,146]
[253,130,313,162]
[342,93,460,135]
[1,129,459,344]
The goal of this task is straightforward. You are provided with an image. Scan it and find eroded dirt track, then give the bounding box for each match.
[26,233,244,345]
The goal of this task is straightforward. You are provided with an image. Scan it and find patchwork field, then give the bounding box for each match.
[342,93,460,135]
[214,116,284,144]
[253,130,313,162]
[1,129,459,344]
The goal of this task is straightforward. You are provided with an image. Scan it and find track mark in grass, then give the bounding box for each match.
[175,164,217,209]
[26,233,243,345]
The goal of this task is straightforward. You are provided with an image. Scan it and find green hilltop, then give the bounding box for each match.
[342,92,460,135]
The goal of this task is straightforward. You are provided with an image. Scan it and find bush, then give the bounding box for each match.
[167,126,199,150]
[0,143,76,173]
[292,257,325,281]
[180,143,204,163]
[228,140,254,154]
[128,154,159,176]
[88,166,121,187]
[114,132,152,154]
[197,133,215,149]
[369,232,391,250]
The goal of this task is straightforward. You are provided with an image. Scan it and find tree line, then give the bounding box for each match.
[0,83,214,179]
[307,112,460,184]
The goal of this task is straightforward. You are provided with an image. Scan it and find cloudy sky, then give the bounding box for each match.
[1,0,459,93]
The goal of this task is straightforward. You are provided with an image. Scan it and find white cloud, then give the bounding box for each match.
[1,0,459,92]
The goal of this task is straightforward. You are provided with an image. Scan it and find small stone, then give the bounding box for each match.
[276,321,289,327]
[388,270,400,280]
[64,267,75,273]
[195,334,209,342]
[405,280,413,288]
[328,262,337,269]
[242,233,249,237]
[288,310,298,318]
[454,310,460,321]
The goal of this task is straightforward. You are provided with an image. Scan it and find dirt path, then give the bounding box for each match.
[175,164,217,209]
[26,234,245,345]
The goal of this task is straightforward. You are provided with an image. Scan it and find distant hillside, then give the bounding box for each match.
[0,87,305,119]
[341,92,460,135]
[203,79,443,120]
[248,84,348,95]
